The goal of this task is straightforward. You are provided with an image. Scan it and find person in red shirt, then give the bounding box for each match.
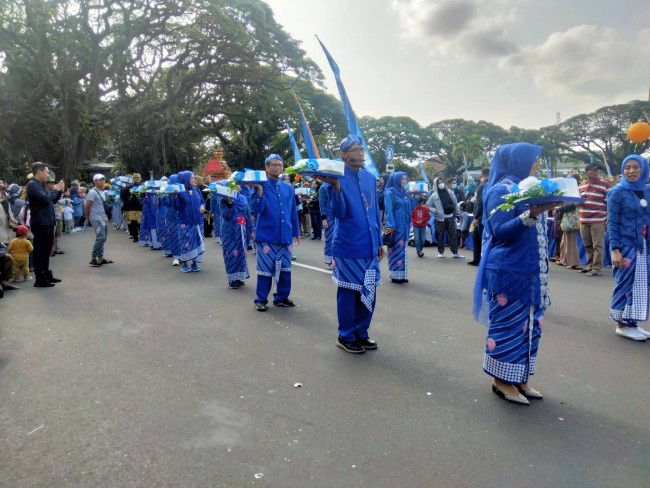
[578,163,611,276]
[411,197,431,257]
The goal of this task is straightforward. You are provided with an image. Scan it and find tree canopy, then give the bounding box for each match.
[0,1,648,183]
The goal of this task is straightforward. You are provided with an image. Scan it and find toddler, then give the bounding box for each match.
[63,200,74,233]
[8,225,33,281]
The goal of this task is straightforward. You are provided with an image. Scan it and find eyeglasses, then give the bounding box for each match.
[267,162,283,167]
[344,147,364,154]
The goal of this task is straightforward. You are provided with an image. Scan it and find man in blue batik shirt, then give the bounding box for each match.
[250,154,301,311]
[319,135,384,354]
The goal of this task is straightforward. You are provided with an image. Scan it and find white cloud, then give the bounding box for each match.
[390,0,522,58]
[500,25,650,103]
[391,0,649,105]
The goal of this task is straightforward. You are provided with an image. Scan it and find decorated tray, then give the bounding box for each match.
[517,195,585,206]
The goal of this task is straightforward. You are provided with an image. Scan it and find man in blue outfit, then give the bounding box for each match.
[251,154,301,311]
[320,135,384,354]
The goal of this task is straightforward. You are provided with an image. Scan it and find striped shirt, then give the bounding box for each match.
[578,178,610,224]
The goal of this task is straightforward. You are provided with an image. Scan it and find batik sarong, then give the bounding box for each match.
[179,223,205,262]
[323,216,334,265]
[483,294,542,385]
[256,242,291,282]
[610,241,650,325]
[387,229,408,280]
[331,256,381,312]
[222,223,249,281]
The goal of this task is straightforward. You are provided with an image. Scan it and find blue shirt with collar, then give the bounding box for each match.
[330,165,382,259]
[252,178,300,245]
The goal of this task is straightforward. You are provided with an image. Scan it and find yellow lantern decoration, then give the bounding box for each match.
[627,121,650,143]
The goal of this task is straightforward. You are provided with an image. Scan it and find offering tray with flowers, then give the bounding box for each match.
[490,176,585,217]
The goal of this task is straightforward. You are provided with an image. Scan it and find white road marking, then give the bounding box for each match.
[292,262,332,274]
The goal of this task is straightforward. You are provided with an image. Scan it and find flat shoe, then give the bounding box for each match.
[517,386,543,399]
[492,383,529,405]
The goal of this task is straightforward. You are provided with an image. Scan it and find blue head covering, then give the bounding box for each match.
[618,154,649,191]
[177,171,193,187]
[485,143,543,191]
[169,174,178,185]
[265,154,282,165]
[385,172,407,197]
[340,134,363,152]
[473,142,543,323]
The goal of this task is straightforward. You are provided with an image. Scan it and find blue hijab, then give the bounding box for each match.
[618,154,649,191]
[473,142,543,323]
[385,172,407,198]
[482,143,543,209]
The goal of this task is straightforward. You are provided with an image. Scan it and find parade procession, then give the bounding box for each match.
[1,1,649,487]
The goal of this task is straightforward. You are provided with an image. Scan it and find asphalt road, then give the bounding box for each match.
[1,226,648,488]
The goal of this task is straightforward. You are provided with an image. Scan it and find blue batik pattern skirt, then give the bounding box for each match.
[256,242,292,282]
[483,292,543,385]
[179,223,205,262]
[610,241,650,325]
[332,256,382,312]
[222,225,250,281]
[387,229,408,280]
[323,216,334,265]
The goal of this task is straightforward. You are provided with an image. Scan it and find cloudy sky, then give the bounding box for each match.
[264,0,650,130]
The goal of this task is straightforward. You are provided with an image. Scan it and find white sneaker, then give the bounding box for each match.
[615,326,647,341]
[452,253,465,259]
[172,259,180,266]
[637,327,650,338]
[437,253,444,258]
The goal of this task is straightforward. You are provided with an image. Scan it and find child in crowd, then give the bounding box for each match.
[459,202,470,249]
[411,197,431,258]
[8,225,33,281]
[63,200,74,233]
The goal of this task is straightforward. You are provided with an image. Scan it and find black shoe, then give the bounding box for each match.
[236,280,246,287]
[337,338,365,354]
[228,281,239,289]
[0,288,3,298]
[48,277,62,283]
[273,299,295,307]
[391,278,404,284]
[34,281,55,288]
[467,261,479,266]
[357,337,378,350]
[255,302,267,311]
[2,283,19,291]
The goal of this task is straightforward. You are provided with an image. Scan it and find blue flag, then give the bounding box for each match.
[284,122,303,163]
[418,161,430,186]
[291,89,320,159]
[316,36,380,178]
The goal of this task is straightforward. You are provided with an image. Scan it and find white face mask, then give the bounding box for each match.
[438,183,445,190]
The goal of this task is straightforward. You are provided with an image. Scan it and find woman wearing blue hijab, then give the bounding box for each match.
[384,172,412,283]
[607,154,650,341]
[473,142,559,405]
[173,171,206,273]
[219,187,253,289]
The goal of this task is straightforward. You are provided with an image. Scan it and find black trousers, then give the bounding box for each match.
[471,223,483,263]
[434,218,459,254]
[31,224,54,282]
[128,220,140,241]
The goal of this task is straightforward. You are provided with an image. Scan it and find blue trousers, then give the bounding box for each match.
[255,271,291,304]
[337,287,375,342]
[413,226,427,253]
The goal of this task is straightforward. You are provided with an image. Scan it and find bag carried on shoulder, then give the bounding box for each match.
[560,209,579,232]
[94,188,112,217]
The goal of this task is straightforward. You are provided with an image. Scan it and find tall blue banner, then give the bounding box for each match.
[284,122,303,163]
[316,36,380,178]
